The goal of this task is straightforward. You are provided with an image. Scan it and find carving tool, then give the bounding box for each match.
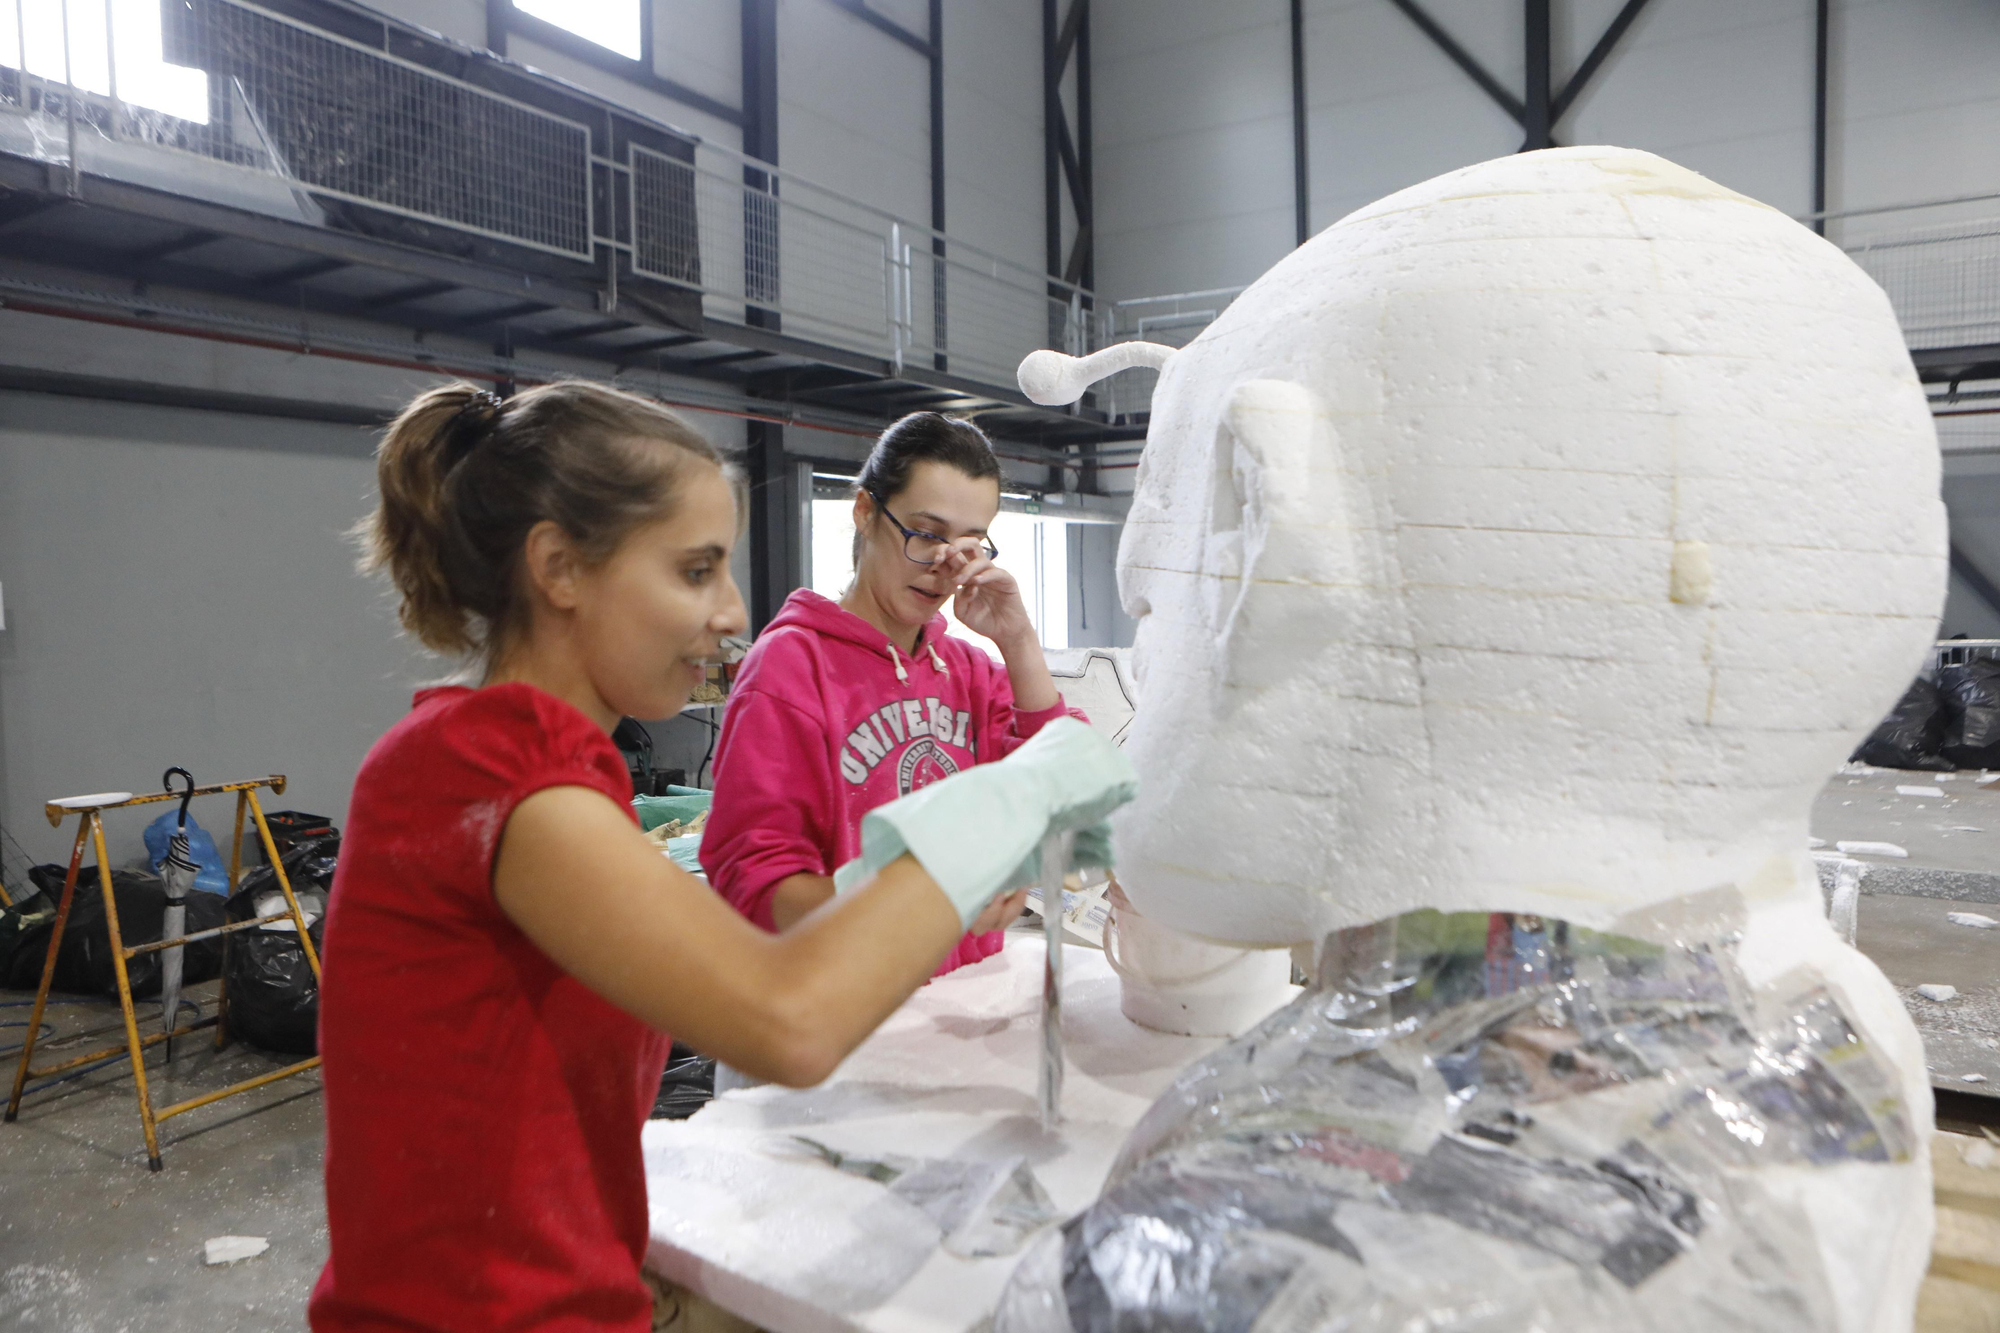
[1038,829,1071,1130]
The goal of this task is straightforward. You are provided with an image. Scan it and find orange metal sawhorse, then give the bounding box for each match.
[4,775,323,1171]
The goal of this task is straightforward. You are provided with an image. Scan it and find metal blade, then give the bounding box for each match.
[1037,829,1072,1131]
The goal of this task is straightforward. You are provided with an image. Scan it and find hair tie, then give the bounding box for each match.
[443,388,505,467]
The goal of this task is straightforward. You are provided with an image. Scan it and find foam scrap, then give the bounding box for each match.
[1946,912,1998,930]
[1917,984,1959,1003]
[203,1236,268,1266]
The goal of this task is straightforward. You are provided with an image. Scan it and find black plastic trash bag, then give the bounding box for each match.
[1938,658,2000,770]
[221,836,337,1054]
[5,864,224,996]
[0,887,59,989]
[652,1041,716,1120]
[1850,676,1953,770]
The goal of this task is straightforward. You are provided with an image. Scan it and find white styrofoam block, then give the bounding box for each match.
[1916,984,1959,1003]
[203,1236,268,1266]
[1019,146,1946,1333]
[1838,840,1911,859]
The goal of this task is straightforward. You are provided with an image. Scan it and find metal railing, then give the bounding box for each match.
[1091,286,1244,421]
[1840,206,2000,355]
[1089,197,2000,422]
[0,0,1095,396]
[1934,640,2000,674]
[629,136,1092,384]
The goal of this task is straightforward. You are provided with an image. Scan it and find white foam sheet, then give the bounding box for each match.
[642,939,1227,1333]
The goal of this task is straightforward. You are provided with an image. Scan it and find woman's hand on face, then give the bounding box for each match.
[941,545,1035,646]
[968,887,1030,936]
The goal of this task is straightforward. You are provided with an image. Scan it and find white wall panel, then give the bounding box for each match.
[1101,0,2000,299]
[0,396,423,870]
[1302,0,1521,226]
[655,0,746,114]
[942,0,1043,270]
[1836,0,2000,215]
[778,0,930,222]
[1563,4,1813,214]
[374,0,485,45]
[510,33,742,147]
[1094,0,1291,301]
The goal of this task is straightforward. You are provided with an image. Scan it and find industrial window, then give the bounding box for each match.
[511,0,643,61]
[1,0,210,122]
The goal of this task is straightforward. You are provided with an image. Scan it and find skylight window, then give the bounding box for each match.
[513,0,644,61]
[0,0,209,124]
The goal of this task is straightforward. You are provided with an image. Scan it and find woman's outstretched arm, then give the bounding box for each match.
[496,785,962,1087]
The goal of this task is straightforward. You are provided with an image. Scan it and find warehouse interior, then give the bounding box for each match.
[0,0,1998,1329]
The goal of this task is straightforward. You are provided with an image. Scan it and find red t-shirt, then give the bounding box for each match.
[311,684,672,1332]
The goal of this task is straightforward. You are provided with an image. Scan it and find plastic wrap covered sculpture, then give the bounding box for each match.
[1007,147,1945,1332]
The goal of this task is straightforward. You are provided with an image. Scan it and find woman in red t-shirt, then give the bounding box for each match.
[311,381,1134,1332]
[701,413,1089,977]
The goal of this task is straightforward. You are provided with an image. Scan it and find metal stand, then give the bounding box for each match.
[3,776,322,1171]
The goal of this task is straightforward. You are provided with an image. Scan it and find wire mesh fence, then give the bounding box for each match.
[1090,287,1243,421]
[1843,213,2000,353]
[632,144,893,357]
[634,138,1092,383]
[900,245,1087,387]
[3,0,594,258]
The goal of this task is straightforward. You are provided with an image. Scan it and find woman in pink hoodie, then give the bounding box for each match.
[702,412,1088,974]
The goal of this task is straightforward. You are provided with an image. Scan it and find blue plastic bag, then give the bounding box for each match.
[143,809,231,895]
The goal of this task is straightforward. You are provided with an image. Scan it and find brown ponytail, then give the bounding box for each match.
[358,379,737,661]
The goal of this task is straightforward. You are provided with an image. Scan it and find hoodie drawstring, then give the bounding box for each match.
[887,636,949,682]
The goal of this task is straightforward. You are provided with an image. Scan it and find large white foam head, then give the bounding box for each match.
[1105,147,1947,947]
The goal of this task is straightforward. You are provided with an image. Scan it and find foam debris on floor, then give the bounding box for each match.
[204,1236,270,1266]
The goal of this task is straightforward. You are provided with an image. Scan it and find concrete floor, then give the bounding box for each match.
[1811,766,2000,877]
[1813,765,2000,1094]
[0,979,326,1331]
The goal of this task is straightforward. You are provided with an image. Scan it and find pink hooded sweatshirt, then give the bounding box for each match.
[701,588,1088,975]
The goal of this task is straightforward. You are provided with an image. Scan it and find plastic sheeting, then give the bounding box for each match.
[785,1137,1061,1260]
[997,896,1914,1333]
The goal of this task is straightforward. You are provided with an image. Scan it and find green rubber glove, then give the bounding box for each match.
[830,718,1137,927]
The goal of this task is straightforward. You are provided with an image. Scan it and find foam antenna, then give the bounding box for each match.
[1017,343,1177,406]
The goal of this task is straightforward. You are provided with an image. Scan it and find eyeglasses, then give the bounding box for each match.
[869,491,999,565]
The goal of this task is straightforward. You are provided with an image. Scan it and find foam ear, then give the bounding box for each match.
[1017,343,1178,405]
[1222,379,1317,559]
[1209,380,1320,651]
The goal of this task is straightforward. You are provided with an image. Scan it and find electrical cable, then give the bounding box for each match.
[0,1020,56,1057]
